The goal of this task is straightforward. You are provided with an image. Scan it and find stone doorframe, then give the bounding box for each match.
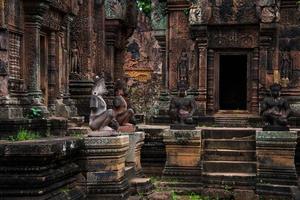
[190,25,260,116]
[213,51,251,112]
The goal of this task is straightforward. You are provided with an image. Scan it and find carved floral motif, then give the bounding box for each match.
[208,28,258,48]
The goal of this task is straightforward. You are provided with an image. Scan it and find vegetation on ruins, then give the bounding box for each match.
[137,0,152,16]
[8,129,41,141]
[27,107,43,119]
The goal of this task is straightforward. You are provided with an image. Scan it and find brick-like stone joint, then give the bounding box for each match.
[256,130,298,199]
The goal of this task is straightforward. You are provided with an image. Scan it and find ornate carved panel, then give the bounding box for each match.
[208,28,259,49]
[42,10,62,31]
[8,32,21,79]
[189,0,259,25]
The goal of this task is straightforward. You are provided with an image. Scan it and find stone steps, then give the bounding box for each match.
[204,149,256,161]
[203,161,257,173]
[201,129,257,189]
[202,172,256,187]
[214,117,250,127]
[203,129,256,139]
[204,139,255,150]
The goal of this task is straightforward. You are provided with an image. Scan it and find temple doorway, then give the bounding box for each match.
[219,54,247,110]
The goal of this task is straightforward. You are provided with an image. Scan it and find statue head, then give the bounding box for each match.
[270,83,282,98]
[114,79,128,97]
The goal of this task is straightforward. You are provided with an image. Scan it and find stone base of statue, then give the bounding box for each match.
[118,124,136,133]
[170,123,196,130]
[82,134,130,200]
[88,127,119,137]
[256,130,298,199]
[162,129,202,193]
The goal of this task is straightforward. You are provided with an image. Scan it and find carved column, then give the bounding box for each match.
[48,32,57,110]
[207,49,214,114]
[105,33,117,81]
[251,48,259,113]
[191,26,208,115]
[94,0,106,75]
[24,1,49,106]
[63,15,73,100]
[105,20,121,81]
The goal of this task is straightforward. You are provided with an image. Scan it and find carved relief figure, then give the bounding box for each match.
[260,83,291,130]
[89,78,119,131]
[280,51,293,81]
[177,49,189,89]
[71,40,80,73]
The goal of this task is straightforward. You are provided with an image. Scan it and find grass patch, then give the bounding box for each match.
[8,129,41,141]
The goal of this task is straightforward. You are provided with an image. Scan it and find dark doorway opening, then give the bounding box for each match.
[219,54,247,110]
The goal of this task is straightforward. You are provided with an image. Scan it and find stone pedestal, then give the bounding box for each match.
[124,131,145,176]
[83,135,130,200]
[163,129,202,192]
[256,131,298,199]
[0,137,85,199]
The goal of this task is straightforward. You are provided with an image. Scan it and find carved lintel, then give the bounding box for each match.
[208,28,258,49]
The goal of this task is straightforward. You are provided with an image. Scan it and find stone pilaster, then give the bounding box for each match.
[190,25,208,115]
[82,135,130,199]
[163,129,202,193]
[48,31,57,111]
[24,0,50,114]
[256,131,298,199]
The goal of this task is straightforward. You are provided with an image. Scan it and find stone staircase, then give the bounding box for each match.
[202,129,257,190]
[214,116,250,127]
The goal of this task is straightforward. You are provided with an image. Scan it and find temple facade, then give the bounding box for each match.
[153,0,300,121]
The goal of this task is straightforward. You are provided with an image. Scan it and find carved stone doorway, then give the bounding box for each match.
[218,54,248,111]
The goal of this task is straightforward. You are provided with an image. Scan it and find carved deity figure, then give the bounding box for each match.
[112,79,135,127]
[260,83,291,129]
[177,49,189,90]
[89,78,119,131]
[280,51,293,80]
[71,40,80,73]
[169,88,196,125]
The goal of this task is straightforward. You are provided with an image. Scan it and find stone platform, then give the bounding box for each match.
[256,130,298,199]
[162,129,202,193]
[0,137,85,200]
